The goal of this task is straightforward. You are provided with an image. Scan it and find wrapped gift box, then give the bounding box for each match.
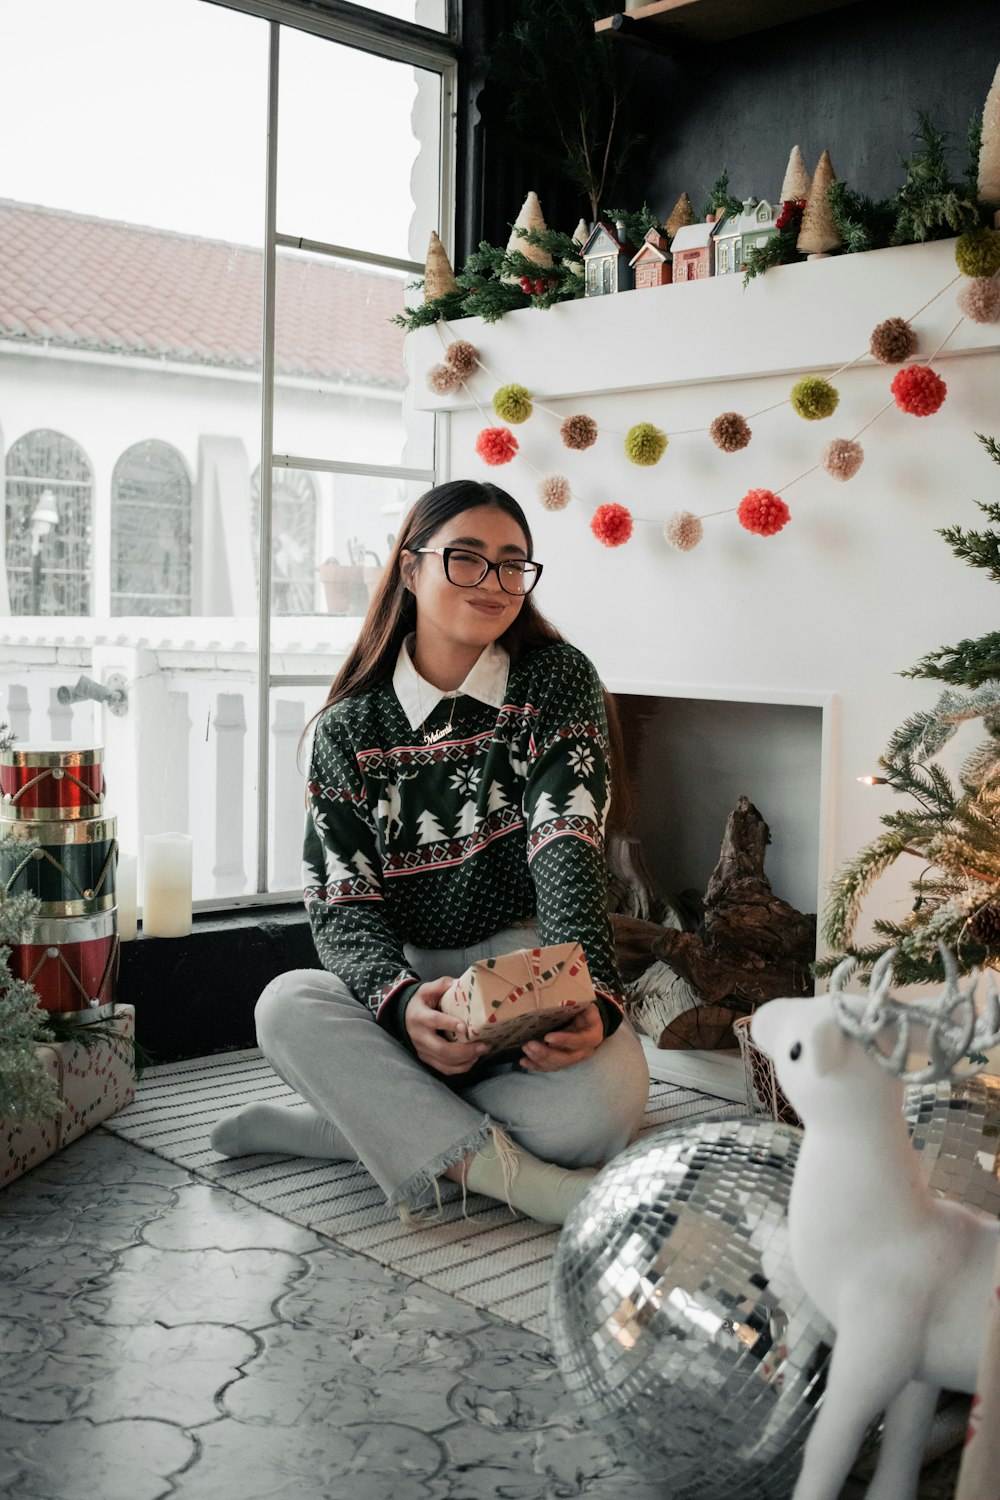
[2,1005,136,1188]
[440,943,594,1053]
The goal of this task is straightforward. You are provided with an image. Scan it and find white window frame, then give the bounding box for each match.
[212,0,458,907]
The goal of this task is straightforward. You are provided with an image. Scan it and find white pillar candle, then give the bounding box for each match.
[116,853,138,941]
[142,833,193,938]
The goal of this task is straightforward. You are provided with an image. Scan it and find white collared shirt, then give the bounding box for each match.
[392,633,509,731]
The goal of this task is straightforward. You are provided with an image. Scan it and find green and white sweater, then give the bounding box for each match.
[302,638,625,1043]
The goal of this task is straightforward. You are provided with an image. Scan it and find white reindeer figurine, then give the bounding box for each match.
[751,948,1000,1500]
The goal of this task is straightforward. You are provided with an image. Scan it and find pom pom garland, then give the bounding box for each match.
[890,365,947,416]
[955,227,1000,279]
[444,339,479,377]
[426,362,464,395]
[538,475,571,511]
[710,412,752,452]
[590,503,633,547]
[561,414,598,450]
[869,316,916,365]
[624,422,669,466]
[790,376,839,420]
[738,489,790,537]
[957,277,1000,324]
[492,383,534,423]
[822,438,865,481]
[475,426,519,465]
[663,511,704,551]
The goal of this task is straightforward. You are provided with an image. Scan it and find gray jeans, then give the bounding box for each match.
[254,924,650,1213]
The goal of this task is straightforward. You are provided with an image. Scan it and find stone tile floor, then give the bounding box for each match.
[0,1129,668,1500]
[0,1129,963,1500]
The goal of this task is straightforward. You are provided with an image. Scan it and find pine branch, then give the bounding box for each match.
[821,831,914,949]
[827,180,896,253]
[702,169,742,222]
[978,432,1000,468]
[903,634,1000,689]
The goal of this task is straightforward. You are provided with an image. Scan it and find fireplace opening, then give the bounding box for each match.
[613,693,824,918]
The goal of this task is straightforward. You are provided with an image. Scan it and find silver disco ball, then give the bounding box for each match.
[549,1117,833,1500]
[905,1073,1000,1213]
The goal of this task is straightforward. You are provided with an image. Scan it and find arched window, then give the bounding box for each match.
[111,441,192,616]
[5,430,92,615]
[250,467,318,615]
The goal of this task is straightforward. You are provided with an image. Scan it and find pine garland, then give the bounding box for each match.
[826,181,897,255]
[890,112,983,245]
[819,435,1000,985]
[702,169,743,223]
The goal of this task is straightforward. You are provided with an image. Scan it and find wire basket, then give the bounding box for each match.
[732,1014,801,1127]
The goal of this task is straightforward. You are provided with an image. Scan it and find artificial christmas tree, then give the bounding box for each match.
[779,145,811,203]
[820,433,1000,985]
[798,150,842,257]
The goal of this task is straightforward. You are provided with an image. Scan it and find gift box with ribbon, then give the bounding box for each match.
[1,1005,136,1188]
[439,943,594,1053]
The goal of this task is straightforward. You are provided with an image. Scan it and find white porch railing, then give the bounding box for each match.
[0,617,361,905]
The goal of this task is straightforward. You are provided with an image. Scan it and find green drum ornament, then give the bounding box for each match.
[1,817,117,917]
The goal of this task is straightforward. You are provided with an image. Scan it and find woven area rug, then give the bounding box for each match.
[103,1048,748,1335]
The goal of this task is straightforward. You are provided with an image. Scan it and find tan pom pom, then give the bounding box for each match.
[426,363,463,395]
[539,476,571,511]
[445,339,479,376]
[710,411,752,452]
[821,438,864,481]
[663,511,703,551]
[561,413,598,450]
[957,276,1000,324]
[869,316,916,364]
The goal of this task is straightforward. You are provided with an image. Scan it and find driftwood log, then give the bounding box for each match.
[613,796,816,1049]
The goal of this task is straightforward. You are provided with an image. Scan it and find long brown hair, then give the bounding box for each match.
[304,478,634,833]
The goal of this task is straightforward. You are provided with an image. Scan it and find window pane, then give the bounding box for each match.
[268,682,332,895]
[269,471,426,623]
[276,27,440,261]
[271,248,433,468]
[352,0,448,29]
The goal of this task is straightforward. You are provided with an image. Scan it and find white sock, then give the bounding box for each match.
[209,1103,355,1161]
[463,1130,599,1225]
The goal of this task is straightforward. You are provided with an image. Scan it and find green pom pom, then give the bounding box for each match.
[955,227,1000,279]
[624,422,668,466]
[492,383,533,423]
[790,376,839,421]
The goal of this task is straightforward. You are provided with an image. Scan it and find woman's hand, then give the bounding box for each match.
[404,976,490,1077]
[519,1002,604,1073]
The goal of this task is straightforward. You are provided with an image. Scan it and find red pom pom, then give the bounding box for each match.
[590,503,633,547]
[890,364,947,416]
[475,427,519,466]
[737,488,790,537]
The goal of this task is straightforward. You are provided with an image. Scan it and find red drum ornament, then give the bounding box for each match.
[9,910,118,1021]
[0,817,118,917]
[1,745,105,822]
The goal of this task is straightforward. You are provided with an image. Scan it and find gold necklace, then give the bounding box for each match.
[415,674,460,745]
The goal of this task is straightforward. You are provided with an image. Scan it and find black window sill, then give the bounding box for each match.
[119,903,321,1063]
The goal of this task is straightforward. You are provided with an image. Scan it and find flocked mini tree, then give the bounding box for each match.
[819,435,1000,985]
[0,724,60,1121]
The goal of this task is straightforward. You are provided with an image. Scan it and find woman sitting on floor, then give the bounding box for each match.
[211,478,649,1223]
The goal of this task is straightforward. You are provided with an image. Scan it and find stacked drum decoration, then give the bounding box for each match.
[1,746,119,1021]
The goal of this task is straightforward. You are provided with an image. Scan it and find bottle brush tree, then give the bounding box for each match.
[819,434,1000,986]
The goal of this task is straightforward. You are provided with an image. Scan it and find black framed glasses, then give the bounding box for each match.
[413,546,543,596]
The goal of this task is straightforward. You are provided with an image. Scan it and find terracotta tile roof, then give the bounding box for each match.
[0,199,407,388]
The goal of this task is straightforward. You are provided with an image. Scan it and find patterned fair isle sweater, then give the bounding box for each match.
[302,640,625,1046]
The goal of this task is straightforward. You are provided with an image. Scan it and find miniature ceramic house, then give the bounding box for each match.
[629,227,672,289]
[669,214,720,283]
[714,198,779,277]
[581,218,637,296]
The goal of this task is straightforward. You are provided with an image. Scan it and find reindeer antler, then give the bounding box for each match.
[830,946,1000,1082]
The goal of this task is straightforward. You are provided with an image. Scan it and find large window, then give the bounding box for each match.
[0,0,455,908]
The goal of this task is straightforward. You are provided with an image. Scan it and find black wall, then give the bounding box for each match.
[466,0,1000,250]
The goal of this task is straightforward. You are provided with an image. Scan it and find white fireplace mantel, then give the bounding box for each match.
[404,239,1000,957]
